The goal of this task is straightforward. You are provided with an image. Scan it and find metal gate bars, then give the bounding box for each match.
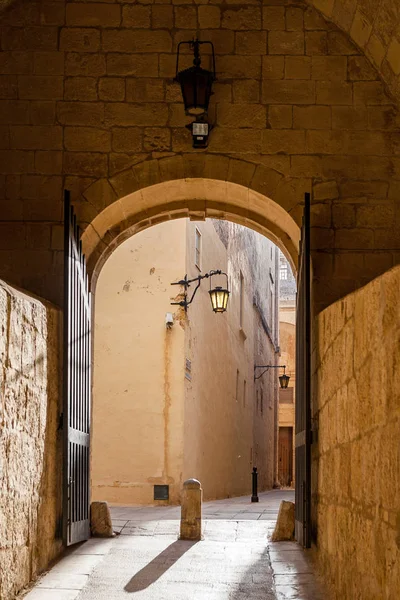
[63,190,91,546]
[295,192,312,548]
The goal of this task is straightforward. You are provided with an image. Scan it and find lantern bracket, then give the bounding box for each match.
[254,364,287,382]
[171,269,228,312]
[175,39,216,83]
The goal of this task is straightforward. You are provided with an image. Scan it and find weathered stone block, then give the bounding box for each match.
[262,130,305,154]
[209,128,261,153]
[174,6,197,29]
[217,56,261,79]
[232,80,258,103]
[34,52,64,76]
[269,31,304,55]
[262,7,285,31]
[235,31,267,55]
[64,127,111,152]
[10,126,62,150]
[268,105,292,129]
[152,6,174,29]
[102,30,172,54]
[35,151,62,175]
[2,26,58,51]
[57,102,105,127]
[262,56,284,80]
[286,7,304,31]
[271,501,295,541]
[144,128,171,152]
[0,75,17,99]
[90,501,114,537]
[112,127,142,153]
[353,81,391,106]
[122,5,151,29]
[332,106,367,129]
[105,103,168,127]
[347,56,377,81]
[285,56,311,79]
[126,78,164,103]
[64,77,98,101]
[198,6,220,29]
[64,152,108,177]
[218,103,266,128]
[222,7,261,31]
[316,81,352,105]
[294,105,331,129]
[66,4,121,27]
[66,53,106,77]
[19,75,63,100]
[99,78,125,102]
[0,100,30,125]
[107,54,158,77]
[312,56,347,80]
[305,31,328,55]
[60,28,100,53]
[262,80,315,104]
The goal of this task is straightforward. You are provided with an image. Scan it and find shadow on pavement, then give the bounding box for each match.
[124,539,198,592]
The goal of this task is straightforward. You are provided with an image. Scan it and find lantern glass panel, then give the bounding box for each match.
[209,287,229,313]
[178,67,214,115]
[279,374,290,389]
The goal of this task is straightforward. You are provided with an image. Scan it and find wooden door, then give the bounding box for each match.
[278,427,293,487]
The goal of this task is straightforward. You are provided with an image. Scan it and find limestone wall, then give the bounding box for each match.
[0,0,399,312]
[313,265,400,600]
[0,279,62,600]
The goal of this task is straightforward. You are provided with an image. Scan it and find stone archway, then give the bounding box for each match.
[80,156,302,289]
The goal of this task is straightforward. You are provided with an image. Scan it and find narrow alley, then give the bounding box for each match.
[22,491,324,600]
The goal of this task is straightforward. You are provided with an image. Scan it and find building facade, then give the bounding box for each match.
[278,251,296,487]
[91,219,280,504]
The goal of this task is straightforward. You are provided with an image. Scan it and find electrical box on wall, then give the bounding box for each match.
[154,485,169,500]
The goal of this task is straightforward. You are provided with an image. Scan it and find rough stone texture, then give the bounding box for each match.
[90,501,114,538]
[0,0,398,312]
[180,479,202,541]
[271,500,295,541]
[313,264,400,600]
[0,278,62,600]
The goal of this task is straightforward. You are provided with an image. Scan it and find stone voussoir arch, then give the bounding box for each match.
[306,0,400,104]
[80,154,302,289]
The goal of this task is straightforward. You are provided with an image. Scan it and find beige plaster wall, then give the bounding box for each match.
[313,264,400,600]
[185,220,279,499]
[0,279,62,600]
[0,0,399,313]
[91,220,186,505]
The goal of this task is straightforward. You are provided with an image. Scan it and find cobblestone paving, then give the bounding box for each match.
[24,490,326,600]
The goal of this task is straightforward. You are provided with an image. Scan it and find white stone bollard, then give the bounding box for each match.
[180,478,202,541]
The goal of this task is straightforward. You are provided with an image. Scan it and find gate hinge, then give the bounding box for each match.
[58,413,64,431]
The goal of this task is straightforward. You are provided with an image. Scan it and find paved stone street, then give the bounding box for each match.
[23,490,325,600]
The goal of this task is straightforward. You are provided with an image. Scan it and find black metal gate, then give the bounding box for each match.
[63,190,91,546]
[295,192,312,548]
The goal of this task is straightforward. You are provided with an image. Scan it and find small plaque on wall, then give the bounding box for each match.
[154,485,169,500]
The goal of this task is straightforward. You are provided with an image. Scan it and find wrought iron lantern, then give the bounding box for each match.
[208,272,230,313]
[254,364,290,388]
[175,39,216,116]
[279,367,290,389]
[171,269,229,313]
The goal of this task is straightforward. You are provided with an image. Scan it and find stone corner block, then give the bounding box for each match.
[271,500,295,541]
[90,501,115,538]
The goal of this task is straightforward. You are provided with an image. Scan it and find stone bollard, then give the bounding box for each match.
[90,501,114,537]
[180,478,202,541]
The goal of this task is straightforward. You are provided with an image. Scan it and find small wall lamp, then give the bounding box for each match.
[171,270,230,313]
[254,365,290,388]
[175,38,216,148]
